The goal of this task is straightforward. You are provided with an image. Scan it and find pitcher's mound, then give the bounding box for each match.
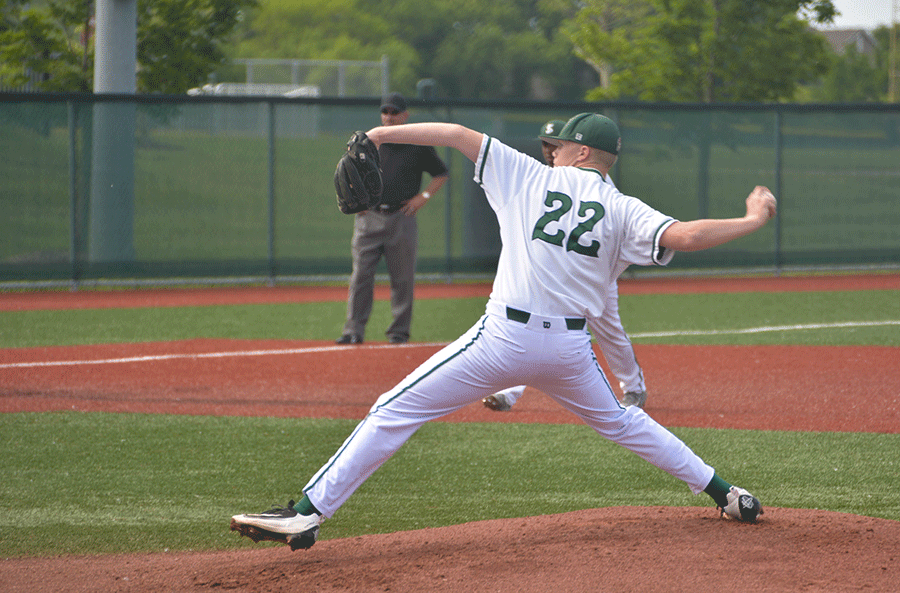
[4,506,898,592]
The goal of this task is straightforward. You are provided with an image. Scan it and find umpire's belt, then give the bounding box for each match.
[374,203,402,214]
[487,301,586,332]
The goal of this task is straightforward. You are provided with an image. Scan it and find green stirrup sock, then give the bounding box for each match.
[293,495,321,516]
[704,474,732,508]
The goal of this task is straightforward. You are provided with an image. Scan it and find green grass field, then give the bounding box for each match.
[1,286,898,557]
[2,414,897,557]
[1,289,897,348]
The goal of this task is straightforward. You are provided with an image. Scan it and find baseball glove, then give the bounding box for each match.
[334,131,383,214]
[720,486,763,522]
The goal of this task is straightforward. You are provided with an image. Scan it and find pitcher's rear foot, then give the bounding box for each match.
[620,391,647,408]
[482,392,513,411]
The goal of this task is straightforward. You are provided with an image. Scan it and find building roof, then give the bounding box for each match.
[817,28,878,56]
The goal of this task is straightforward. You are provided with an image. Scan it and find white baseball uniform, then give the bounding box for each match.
[495,173,644,407]
[304,135,714,518]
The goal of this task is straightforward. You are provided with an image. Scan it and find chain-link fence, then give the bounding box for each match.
[1,93,898,287]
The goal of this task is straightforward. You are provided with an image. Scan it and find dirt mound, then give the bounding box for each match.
[3,506,898,592]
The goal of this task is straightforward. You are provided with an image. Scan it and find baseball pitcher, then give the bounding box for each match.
[232,114,771,550]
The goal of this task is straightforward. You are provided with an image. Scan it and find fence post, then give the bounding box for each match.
[696,112,711,219]
[773,108,783,275]
[68,100,78,289]
[90,0,137,265]
[444,106,453,280]
[267,100,277,285]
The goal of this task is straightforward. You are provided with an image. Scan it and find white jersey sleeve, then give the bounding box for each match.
[613,195,676,272]
[474,136,676,319]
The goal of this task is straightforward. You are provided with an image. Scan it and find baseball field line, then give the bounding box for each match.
[2,320,898,370]
[0,342,449,369]
[629,320,900,339]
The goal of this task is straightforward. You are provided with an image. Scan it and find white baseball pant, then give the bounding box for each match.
[303,301,714,518]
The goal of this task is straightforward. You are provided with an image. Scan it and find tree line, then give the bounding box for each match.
[1,0,896,103]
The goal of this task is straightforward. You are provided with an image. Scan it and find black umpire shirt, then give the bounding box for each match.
[377,143,448,212]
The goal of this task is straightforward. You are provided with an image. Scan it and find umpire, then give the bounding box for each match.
[336,93,449,345]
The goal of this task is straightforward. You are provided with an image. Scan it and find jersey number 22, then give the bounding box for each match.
[531,191,605,258]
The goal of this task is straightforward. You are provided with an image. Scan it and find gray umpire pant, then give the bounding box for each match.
[342,210,418,341]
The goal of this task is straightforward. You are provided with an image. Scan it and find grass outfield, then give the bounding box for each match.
[1,288,898,557]
[1,414,898,557]
[1,289,899,348]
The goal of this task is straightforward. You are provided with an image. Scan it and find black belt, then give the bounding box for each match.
[375,204,402,214]
[505,306,586,331]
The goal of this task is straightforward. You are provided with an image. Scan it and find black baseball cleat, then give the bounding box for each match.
[231,500,324,551]
[335,334,363,345]
[718,486,763,522]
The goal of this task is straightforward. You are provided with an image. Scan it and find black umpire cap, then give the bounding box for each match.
[380,93,407,114]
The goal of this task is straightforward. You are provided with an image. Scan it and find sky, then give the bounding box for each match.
[822,0,895,30]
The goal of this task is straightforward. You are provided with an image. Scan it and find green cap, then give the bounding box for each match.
[538,119,568,140]
[539,113,621,155]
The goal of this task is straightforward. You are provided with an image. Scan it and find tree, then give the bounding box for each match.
[795,26,895,103]
[136,0,258,94]
[816,45,886,102]
[873,25,898,102]
[567,0,838,103]
[232,0,593,101]
[396,0,582,99]
[229,0,421,93]
[0,0,257,94]
[0,0,93,92]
